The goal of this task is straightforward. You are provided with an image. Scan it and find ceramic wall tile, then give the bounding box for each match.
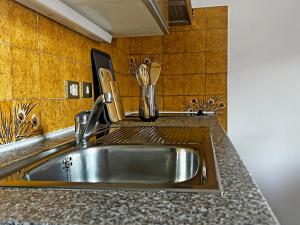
[61,60,79,82]
[163,75,184,96]
[122,38,131,53]
[120,51,129,75]
[206,29,227,51]
[113,37,130,54]
[71,31,95,62]
[183,52,206,74]
[163,31,184,53]
[131,97,139,112]
[206,51,227,73]
[130,38,143,55]
[121,97,131,112]
[77,63,92,83]
[217,113,227,131]
[169,25,186,32]
[73,33,91,63]
[183,74,206,96]
[158,96,164,111]
[162,53,184,75]
[38,15,61,56]
[128,75,139,97]
[78,98,93,112]
[214,94,227,111]
[77,35,92,65]
[185,8,205,31]
[0,100,12,145]
[0,100,11,114]
[12,99,42,138]
[61,99,80,128]
[156,78,164,96]
[183,95,206,113]
[142,36,162,54]
[111,47,123,73]
[184,95,206,103]
[115,73,129,97]
[0,100,40,143]
[11,47,39,99]
[73,32,91,64]
[39,53,64,99]
[163,96,184,111]
[0,44,11,99]
[88,39,99,51]
[184,30,205,52]
[9,1,38,49]
[205,7,228,29]
[0,0,10,46]
[40,99,62,133]
[206,73,227,95]
[95,43,110,58]
[59,26,77,61]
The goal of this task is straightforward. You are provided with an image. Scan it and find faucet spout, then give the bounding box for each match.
[75,93,113,147]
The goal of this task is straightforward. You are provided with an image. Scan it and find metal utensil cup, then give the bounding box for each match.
[139,85,159,122]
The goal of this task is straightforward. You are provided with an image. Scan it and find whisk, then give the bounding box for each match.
[137,64,149,87]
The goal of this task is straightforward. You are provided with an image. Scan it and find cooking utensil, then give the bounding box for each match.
[150,62,161,85]
[137,64,150,118]
[138,64,149,87]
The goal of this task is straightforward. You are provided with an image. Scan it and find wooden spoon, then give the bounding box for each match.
[150,62,161,85]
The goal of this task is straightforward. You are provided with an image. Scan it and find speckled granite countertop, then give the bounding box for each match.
[0,116,279,225]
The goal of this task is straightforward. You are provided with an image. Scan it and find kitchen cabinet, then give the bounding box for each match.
[15,0,169,43]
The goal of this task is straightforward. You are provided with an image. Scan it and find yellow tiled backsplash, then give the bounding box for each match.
[127,7,228,129]
[0,0,227,145]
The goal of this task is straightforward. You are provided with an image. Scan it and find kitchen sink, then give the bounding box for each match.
[24,145,199,184]
[0,126,222,193]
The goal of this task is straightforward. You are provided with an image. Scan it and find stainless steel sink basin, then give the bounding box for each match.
[0,126,222,193]
[24,145,199,184]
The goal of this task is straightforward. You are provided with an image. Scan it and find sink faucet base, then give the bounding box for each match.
[75,93,113,148]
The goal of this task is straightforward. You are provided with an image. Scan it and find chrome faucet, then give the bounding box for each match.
[75,93,113,148]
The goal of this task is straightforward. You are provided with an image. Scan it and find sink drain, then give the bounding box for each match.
[62,157,72,181]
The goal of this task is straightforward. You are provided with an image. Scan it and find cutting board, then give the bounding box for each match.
[98,68,125,122]
[110,81,125,120]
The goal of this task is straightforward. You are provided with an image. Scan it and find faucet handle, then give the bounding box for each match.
[75,110,92,144]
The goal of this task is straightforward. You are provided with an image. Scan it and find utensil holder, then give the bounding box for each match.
[139,85,159,122]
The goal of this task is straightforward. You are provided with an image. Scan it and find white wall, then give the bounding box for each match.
[229,0,300,224]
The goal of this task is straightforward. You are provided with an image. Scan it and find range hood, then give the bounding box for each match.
[169,0,193,26]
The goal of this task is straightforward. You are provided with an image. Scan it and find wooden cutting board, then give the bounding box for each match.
[110,80,125,120]
[98,68,118,122]
[98,68,125,122]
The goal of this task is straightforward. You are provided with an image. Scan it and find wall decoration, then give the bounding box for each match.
[184,96,226,115]
[0,110,14,146]
[0,102,40,145]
